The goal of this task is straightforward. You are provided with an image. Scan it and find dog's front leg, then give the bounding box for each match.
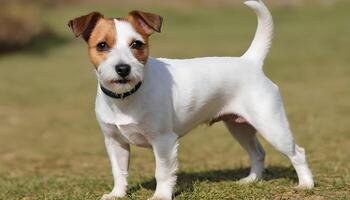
[149,133,178,200]
[101,131,130,200]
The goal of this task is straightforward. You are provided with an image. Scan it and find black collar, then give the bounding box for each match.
[100,82,142,99]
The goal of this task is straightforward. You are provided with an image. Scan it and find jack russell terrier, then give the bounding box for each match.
[68,0,314,199]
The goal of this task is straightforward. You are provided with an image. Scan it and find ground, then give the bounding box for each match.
[0,1,349,199]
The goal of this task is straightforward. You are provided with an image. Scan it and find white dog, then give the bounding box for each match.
[68,0,314,199]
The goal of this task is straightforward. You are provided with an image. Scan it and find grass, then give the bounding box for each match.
[0,1,350,199]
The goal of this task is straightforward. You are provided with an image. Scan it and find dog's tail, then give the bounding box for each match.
[242,0,273,66]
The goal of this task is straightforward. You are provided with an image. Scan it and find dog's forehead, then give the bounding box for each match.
[114,19,144,45]
[88,18,144,48]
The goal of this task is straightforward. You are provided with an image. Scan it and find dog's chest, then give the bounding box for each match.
[117,123,150,148]
[102,119,151,148]
[114,113,151,148]
[96,96,151,147]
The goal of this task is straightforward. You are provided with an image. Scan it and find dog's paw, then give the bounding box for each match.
[147,196,171,200]
[294,175,314,190]
[101,194,115,200]
[295,182,314,190]
[101,188,127,200]
[238,174,260,184]
[147,198,169,200]
[100,193,123,200]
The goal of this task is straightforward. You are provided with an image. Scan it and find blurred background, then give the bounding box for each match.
[0,0,349,199]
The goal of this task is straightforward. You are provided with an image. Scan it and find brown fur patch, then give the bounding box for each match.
[127,16,150,64]
[88,18,116,68]
[128,11,163,35]
[126,10,162,64]
[130,38,149,65]
[131,45,149,65]
[68,12,103,41]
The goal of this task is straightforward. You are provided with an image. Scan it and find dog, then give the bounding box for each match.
[68,0,314,199]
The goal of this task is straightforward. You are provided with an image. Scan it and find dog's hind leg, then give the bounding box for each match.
[242,86,314,189]
[224,121,265,183]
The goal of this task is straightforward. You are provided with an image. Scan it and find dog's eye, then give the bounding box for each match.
[96,42,109,51]
[130,40,144,50]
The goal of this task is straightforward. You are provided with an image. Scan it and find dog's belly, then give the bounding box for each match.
[117,123,151,148]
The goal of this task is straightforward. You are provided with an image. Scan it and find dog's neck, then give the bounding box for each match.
[100,81,142,100]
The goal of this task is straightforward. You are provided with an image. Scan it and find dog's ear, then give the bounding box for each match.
[128,10,163,35]
[68,12,104,41]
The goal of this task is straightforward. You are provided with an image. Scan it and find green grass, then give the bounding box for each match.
[0,1,350,199]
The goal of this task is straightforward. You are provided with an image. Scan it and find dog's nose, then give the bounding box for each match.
[115,64,131,77]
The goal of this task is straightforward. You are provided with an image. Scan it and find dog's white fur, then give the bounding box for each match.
[97,1,314,199]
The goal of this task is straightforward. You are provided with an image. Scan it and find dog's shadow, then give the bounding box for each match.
[128,166,298,196]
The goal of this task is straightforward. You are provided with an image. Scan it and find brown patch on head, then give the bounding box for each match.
[68,12,115,68]
[128,10,163,64]
[68,12,103,41]
[130,37,149,65]
[87,18,116,67]
[128,11,163,35]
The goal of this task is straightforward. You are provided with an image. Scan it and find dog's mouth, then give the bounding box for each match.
[111,79,131,84]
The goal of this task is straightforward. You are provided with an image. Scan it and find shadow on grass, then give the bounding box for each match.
[0,29,69,56]
[128,166,297,196]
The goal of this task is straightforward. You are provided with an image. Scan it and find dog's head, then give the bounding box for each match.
[68,11,162,94]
